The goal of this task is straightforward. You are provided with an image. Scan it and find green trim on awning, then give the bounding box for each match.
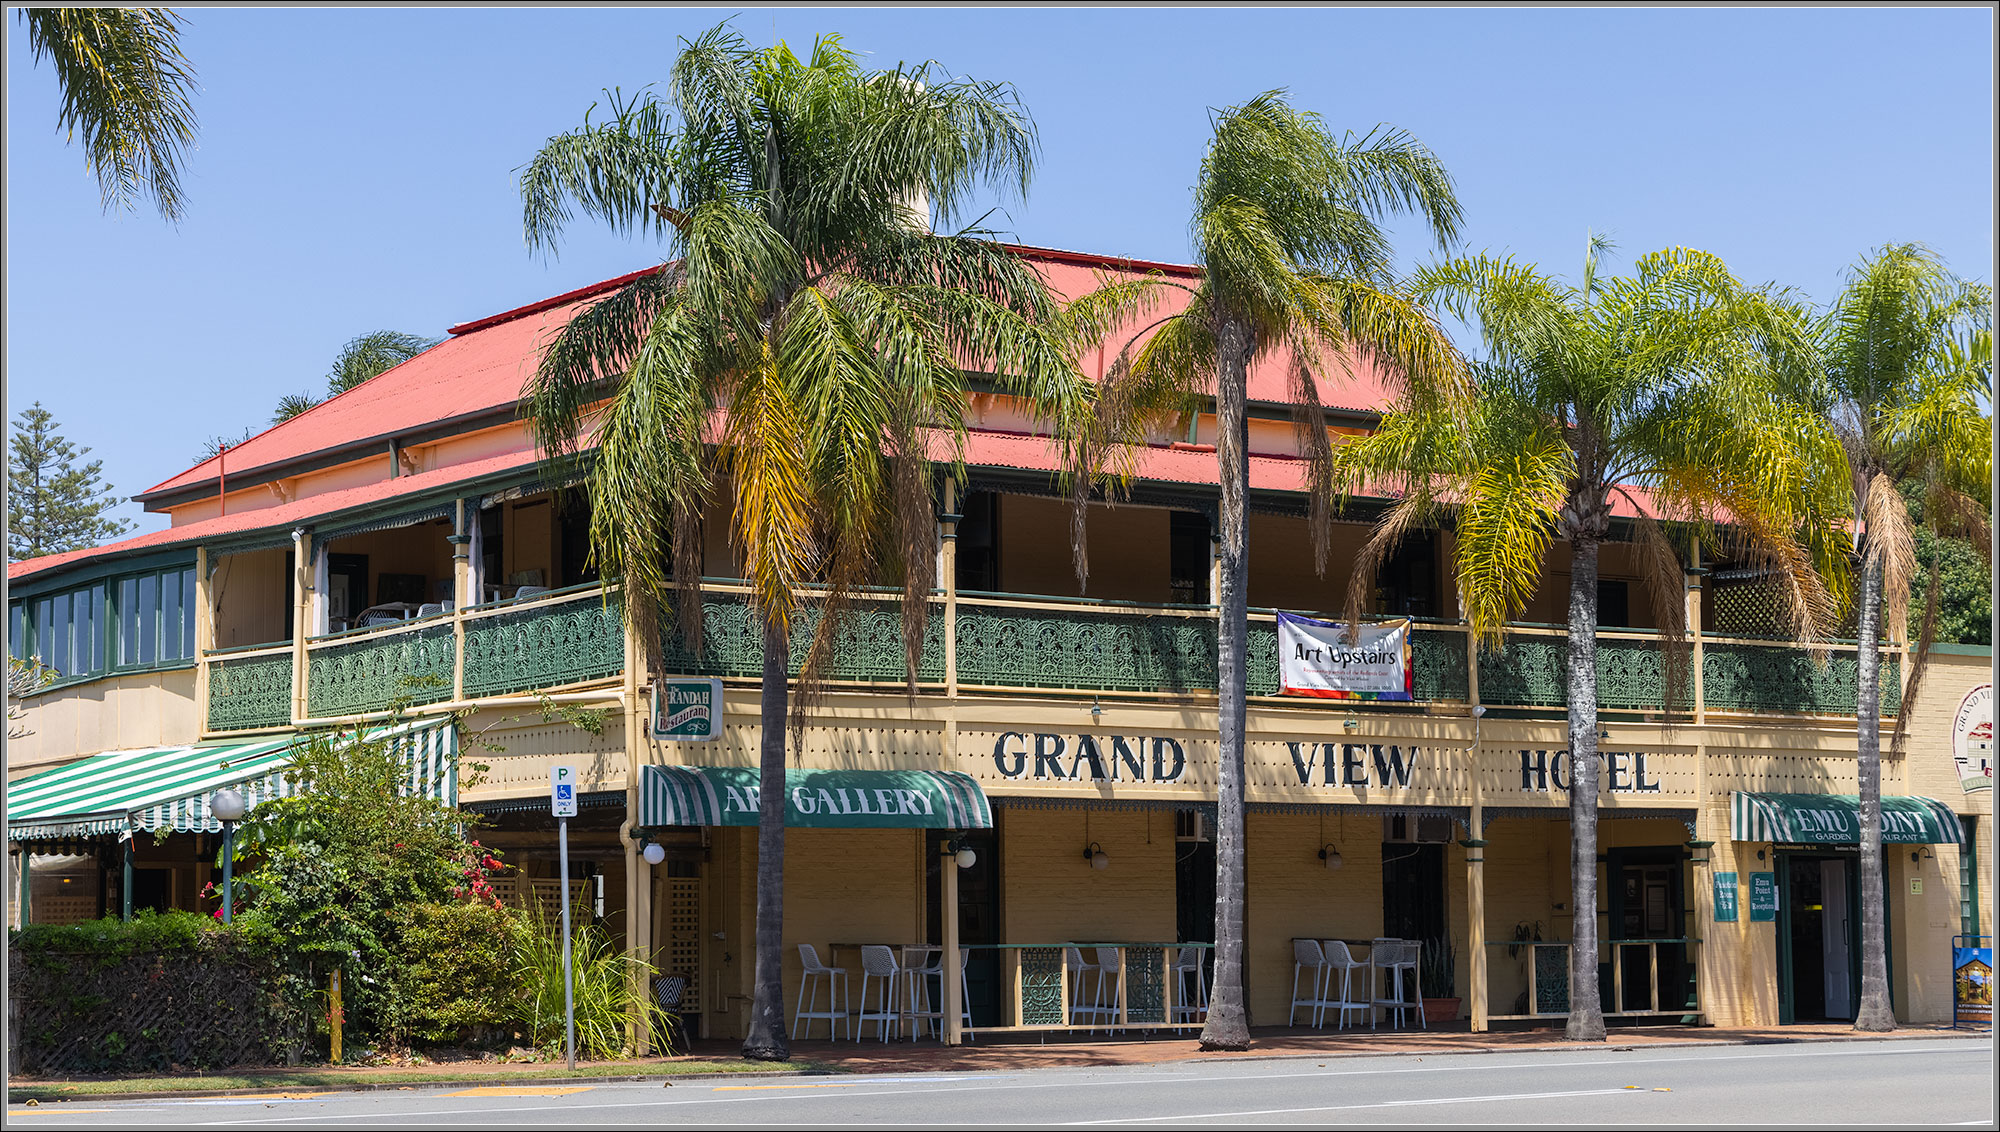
[7,719,457,843]
[1730,791,1965,846]
[638,766,992,830]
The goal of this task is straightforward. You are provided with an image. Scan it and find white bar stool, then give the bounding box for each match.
[1320,940,1369,1030]
[1371,938,1423,1029]
[1290,938,1333,1027]
[901,945,946,1041]
[793,943,849,1040]
[856,945,903,1042]
[1170,946,1208,1030]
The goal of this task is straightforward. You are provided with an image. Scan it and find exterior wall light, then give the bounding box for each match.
[642,842,667,866]
[956,846,978,869]
[1084,842,1110,869]
[209,788,248,924]
[1319,844,1343,871]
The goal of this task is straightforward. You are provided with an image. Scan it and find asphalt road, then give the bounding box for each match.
[8,1038,1993,1128]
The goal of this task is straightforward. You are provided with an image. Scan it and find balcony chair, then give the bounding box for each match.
[855,945,904,1042]
[793,944,850,1040]
[514,585,550,599]
[1370,938,1423,1029]
[416,602,446,618]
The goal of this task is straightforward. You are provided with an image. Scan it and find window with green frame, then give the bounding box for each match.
[1962,816,1982,938]
[8,565,197,682]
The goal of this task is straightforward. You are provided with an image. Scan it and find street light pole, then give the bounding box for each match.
[210,788,248,923]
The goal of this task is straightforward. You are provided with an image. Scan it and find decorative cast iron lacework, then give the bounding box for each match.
[1020,947,1067,1026]
[658,591,944,684]
[306,621,455,718]
[1124,947,1167,1024]
[957,606,1218,693]
[1702,644,1900,716]
[462,593,624,698]
[1533,944,1570,1014]
[207,652,292,731]
[1476,635,1675,711]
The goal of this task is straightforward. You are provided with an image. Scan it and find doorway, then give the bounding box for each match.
[927,829,1002,1028]
[1776,850,1891,1024]
[1606,846,1691,1014]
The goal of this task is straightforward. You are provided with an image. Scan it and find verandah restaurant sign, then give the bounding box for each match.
[1277,612,1411,700]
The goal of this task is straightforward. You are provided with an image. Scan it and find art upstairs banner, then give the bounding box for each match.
[1276,612,1412,701]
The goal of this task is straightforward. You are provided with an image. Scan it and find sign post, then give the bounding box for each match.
[552,765,579,1070]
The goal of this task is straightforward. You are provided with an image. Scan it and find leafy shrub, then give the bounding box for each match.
[378,901,525,1048]
[512,896,673,1058]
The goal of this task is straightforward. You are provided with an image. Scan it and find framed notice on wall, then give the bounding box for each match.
[1713,872,1739,922]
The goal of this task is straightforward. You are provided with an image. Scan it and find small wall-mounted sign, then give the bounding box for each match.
[1713,871,1739,922]
[653,677,724,741]
[1748,871,1779,922]
[1911,878,1924,896]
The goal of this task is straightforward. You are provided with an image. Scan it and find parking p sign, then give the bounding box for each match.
[551,765,578,818]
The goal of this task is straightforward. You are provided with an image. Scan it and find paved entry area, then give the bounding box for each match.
[5,1039,1990,1127]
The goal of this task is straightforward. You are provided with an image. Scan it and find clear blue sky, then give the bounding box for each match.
[6,7,1993,535]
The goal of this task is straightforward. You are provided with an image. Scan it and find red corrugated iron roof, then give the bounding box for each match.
[11,448,542,582]
[136,246,1397,504]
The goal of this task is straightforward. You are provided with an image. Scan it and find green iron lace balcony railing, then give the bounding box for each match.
[957,595,1217,693]
[1702,639,1900,717]
[206,646,293,731]
[1476,629,1683,712]
[305,618,456,718]
[462,587,625,699]
[658,586,945,685]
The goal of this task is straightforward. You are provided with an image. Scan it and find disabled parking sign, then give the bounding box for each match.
[551,765,578,817]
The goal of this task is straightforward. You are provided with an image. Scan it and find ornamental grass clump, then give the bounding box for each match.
[511,893,674,1059]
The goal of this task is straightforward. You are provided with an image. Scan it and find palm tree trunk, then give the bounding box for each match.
[1853,546,1896,1031]
[742,615,792,1060]
[1565,533,1607,1041]
[1200,312,1254,1051]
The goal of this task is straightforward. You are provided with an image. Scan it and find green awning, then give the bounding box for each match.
[638,766,991,830]
[6,719,456,843]
[1729,791,1965,846]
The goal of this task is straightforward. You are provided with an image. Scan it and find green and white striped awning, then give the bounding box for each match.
[1730,791,1965,846]
[638,766,992,830]
[7,719,456,843]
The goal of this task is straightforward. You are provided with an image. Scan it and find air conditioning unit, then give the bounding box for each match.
[1175,811,1209,843]
[1383,814,1454,844]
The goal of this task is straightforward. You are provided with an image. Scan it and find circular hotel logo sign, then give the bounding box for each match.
[1952,683,1992,793]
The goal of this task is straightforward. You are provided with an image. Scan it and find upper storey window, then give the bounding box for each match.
[9,564,196,682]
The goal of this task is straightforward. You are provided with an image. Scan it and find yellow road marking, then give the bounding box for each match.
[714,1082,863,1091]
[442,1086,596,1098]
[237,1093,335,1100]
[9,1109,117,1114]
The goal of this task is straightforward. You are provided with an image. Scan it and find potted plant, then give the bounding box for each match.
[1420,936,1461,1024]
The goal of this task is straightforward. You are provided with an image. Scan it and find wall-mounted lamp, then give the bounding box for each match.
[1911,846,1936,864]
[1318,844,1343,871]
[1091,697,1103,719]
[1471,705,1487,718]
[642,842,667,866]
[1342,719,1360,731]
[1083,841,1110,870]
[1598,727,1612,741]
[944,836,977,869]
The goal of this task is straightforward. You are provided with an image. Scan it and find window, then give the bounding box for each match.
[1963,817,1982,939]
[1169,511,1211,604]
[1374,532,1437,618]
[9,563,196,683]
[1597,579,1631,628]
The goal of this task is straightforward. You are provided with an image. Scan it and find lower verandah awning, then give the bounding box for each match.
[638,766,991,830]
[6,719,457,843]
[1730,791,1965,846]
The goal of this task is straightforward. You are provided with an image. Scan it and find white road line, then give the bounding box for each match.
[190,1041,1995,1127]
[1066,1087,1637,1124]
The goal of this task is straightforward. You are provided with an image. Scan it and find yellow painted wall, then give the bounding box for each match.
[211,547,290,647]
[6,666,199,772]
[999,807,1177,944]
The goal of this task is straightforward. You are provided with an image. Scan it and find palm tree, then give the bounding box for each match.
[1811,244,1991,1032]
[19,7,197,221]
[517,23,1107,1061]
[273,330,441,422]
[1338,238,1849,1041]
[1092,92,1466,1050]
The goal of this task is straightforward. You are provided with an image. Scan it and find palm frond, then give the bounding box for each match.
[22,7,197,221]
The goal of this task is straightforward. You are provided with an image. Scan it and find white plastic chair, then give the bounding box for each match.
[956,947,975,1042]
[1093,947,1125,1031]
[855,945,903,1042]
[417,602,446,618]
[1371,938,1423,1029]
[1320,940,1370,1030]
[1290,938,1333,1027]
[1170,946,1208,1030]
[901,945,946,1041]
[794,944,850,1040]
[515,585,551,599]
[1065,947,1108,1031]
